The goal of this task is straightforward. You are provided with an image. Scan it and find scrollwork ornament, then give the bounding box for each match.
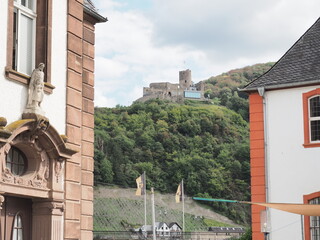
[2,168,14,183]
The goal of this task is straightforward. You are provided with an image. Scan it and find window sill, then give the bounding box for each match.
[5,67,55,94]
[303,142,320,148]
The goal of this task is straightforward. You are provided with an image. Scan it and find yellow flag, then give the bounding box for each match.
[135,173,145,196]
[176,183,182,203]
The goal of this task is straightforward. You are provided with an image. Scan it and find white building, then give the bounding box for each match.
[242,17,320,240]
[168,222,182,236]
[156,222,170,237]
[138,222,179,238]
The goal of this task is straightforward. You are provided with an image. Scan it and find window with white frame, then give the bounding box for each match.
[12,0,36,76]
[309,197,320,240]
[309,96,320,142]
[6,0,54,92]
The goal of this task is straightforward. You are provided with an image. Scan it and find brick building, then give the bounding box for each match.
[0,0,106,239]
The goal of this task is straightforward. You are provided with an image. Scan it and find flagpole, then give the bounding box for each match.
[144,171,147,226]
[151,187,156,240]
[182,179,185,232]
[301,215,304,240]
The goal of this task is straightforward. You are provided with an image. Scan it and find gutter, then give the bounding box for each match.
[84,6,108,23]
[239,79,320,93]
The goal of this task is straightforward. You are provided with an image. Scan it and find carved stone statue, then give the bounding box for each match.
[24,63,45,116]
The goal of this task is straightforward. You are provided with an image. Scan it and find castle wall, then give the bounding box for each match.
[139,69,204,103]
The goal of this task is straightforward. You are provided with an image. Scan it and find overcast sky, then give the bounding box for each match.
[93,0,320,107]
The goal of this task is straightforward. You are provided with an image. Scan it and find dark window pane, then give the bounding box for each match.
[6,147,27,176]
[311,120,320,141]
[309,197,320,240]
[310,96,320,117]
[12,11,17,70]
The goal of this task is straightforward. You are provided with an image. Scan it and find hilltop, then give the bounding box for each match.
[202,62,274,121]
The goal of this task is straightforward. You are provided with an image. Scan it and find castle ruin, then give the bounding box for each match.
[136,69,205,103]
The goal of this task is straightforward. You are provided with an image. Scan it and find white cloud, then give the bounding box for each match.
[93,0,320,107]
[95,56,129,79]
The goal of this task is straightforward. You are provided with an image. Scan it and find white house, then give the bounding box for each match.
[168,222,182,236]
[138,222,179,238]
[242,17,320,240]
[0,0,106,239]
[156,222,171,237]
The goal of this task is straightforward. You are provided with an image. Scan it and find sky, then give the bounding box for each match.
[93,0,320,107]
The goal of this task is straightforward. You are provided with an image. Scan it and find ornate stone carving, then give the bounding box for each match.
[28,117,50,142]
[2,168,14,183]
[1,145,49,189]
[29,150,49,188]
[50,201,65,213]
[54,159,64,183]
[0,194,4,210]
[0,118,75,199]
[24,63,45,116]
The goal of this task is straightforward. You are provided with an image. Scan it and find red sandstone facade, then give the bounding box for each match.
[65,1,103,238]
[0,0,106,239]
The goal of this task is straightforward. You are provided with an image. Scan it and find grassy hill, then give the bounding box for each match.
[94,186,240,232]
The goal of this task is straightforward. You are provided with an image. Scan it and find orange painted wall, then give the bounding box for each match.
[249,93,266,240]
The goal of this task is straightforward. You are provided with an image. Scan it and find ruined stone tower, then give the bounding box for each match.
[179,69,192,90]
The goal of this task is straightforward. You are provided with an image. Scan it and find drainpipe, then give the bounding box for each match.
[258,87,270,237]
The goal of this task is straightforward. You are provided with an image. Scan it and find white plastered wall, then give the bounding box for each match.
[264,85,320,240]
[41,0,67,134]
[0,0,67,134]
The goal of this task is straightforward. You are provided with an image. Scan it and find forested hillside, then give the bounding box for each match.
[94,62,274,223]
[203,62,274,121]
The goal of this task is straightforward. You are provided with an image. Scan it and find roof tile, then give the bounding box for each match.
[243,17,320,91]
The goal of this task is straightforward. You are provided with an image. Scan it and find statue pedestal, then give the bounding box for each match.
[23,106,45,116]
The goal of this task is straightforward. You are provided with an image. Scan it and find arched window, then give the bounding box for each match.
[6,147,27,176]
[309,96,320,142]
[303,89,320,147]
[12,213,23,240]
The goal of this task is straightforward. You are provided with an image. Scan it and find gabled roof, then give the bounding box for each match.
[157,222,168,229]
[168,222,182,229]
[242,17,320,92]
